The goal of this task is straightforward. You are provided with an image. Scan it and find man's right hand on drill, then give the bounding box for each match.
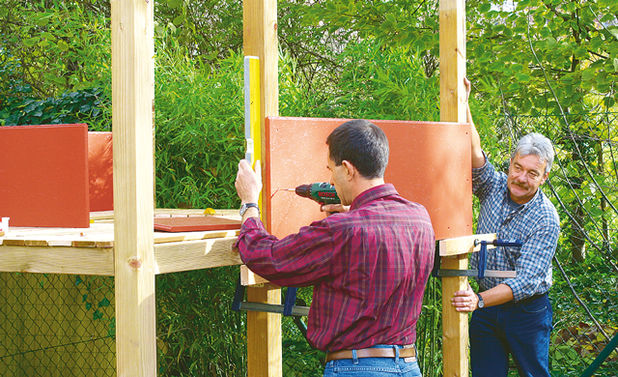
[320,204,349,214]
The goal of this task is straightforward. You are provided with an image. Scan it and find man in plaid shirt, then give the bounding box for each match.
[235,120,435,377]
[451,80,560,377]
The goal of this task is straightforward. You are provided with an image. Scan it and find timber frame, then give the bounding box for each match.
[0,0,470,376]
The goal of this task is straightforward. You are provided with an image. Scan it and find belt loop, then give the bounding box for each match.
[394,345,400,362]
[352,349,358,364]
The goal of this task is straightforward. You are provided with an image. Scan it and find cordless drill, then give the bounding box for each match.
[292,182,340,205]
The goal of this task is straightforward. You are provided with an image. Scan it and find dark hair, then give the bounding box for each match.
[326,119,389,179]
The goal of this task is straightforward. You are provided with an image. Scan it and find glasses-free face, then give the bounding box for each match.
[507,153,548,205]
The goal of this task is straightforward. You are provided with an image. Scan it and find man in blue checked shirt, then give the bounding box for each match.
[451,79,560,377]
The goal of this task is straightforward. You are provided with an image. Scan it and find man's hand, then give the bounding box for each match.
[463,77,471,103]
[321,204,349,214]
[235,159,262,204]
[451,284,479,312]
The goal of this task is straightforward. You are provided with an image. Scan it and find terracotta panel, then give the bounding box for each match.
[264,117,472,240]
[154,216,241,232]
[88,132,114,211]
[0,124,90,227]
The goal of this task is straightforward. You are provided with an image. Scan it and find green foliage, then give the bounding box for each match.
[154,42,245,209]
[280,39,440,122]
[467,0,618,115]
[156,267,247,377]
[0,0,111,99]
[0,87,110,129]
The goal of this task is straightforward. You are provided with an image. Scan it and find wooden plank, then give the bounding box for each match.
[0,246,114,275]
[247,286,282,376]
[439,233,497,256]
[244,0,282,376]
[439,0,469,376]
[111,0,157,376]
[154,238,242,274]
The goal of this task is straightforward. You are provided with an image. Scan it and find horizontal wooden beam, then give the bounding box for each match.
[439,233,497,256]
[0,246,114,275]
[0,237,243,276]
[154,238,242,274]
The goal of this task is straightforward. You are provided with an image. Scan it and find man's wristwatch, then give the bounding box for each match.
[476,293,485,309]
[239,202,260,216]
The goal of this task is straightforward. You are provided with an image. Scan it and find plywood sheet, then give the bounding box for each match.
[0,124,90,227]
[154,216,241,232]
[264,117,472,240]
[88,132,114,211]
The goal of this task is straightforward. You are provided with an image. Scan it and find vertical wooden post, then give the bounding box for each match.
[439,0,468,376]
[243,1,282,376]
[111,1,157,376]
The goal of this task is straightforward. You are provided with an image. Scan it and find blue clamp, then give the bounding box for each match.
[474,239,522,279]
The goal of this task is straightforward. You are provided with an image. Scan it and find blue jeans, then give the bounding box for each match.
[323,345,422,376]
[470,293,553,377]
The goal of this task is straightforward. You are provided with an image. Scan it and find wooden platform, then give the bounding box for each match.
[0,209,242,276]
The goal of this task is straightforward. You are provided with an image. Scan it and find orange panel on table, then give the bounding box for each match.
[88,132,113,211]
[264,117,472,240]
[0,124,90,227]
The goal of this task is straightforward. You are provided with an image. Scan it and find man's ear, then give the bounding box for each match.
[341,160,355,181]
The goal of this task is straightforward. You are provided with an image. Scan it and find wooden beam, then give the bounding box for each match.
[111,0,157,376]
[439,0,468,376]
[243,0,282,376]
[439,233,497,256]
[0,246,114,275]
[154,238,242,274]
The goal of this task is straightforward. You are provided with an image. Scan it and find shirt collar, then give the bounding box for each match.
[350,183,398,210]
[505,186,543,211]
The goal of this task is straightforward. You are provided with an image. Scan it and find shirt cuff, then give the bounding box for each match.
[233,217,265,250]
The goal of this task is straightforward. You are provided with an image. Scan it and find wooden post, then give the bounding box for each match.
[243,1,282,376]
[439,0,468,376]
[111,1,157,376]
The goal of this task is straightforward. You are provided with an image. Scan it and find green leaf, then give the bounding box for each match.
[98,297,111,307]
[479,3,491,13]
[23,36,40,47]
[57,40,69,52]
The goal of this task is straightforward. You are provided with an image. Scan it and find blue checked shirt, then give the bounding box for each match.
[470,156,560,302]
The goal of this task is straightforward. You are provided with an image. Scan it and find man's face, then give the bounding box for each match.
[507,152,548,204]
[327,156,351,206]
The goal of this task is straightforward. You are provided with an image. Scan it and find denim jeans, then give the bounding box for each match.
[323,345,422,377]
[470,293,553,377]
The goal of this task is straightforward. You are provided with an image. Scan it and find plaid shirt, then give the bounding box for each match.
[235,184,435,351]
[470,157,560,302]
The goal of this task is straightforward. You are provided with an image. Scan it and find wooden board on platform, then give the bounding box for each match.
[154,216,241,232]
[264,117,472,240]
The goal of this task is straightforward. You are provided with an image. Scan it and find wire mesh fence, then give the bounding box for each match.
[0,273,115,377]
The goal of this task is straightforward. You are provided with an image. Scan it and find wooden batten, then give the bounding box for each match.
[243,0,283,376]
[439,233,497,257]
[439,0,469,376]
[111,0,157,376]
